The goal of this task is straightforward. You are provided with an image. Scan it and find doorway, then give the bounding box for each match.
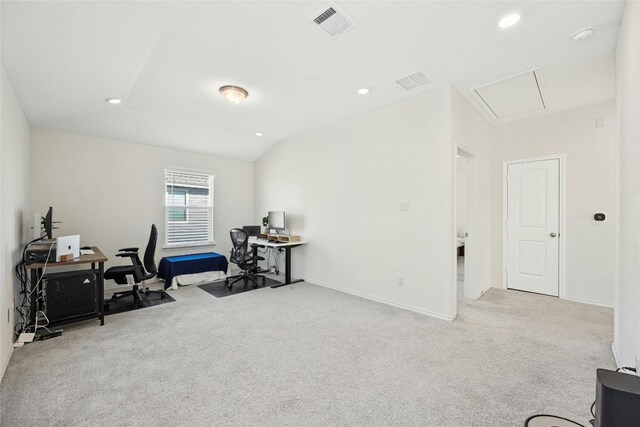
[503,156,564,297]
[456,149,475,300]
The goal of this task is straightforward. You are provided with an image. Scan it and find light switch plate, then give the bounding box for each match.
[399,201,410,211]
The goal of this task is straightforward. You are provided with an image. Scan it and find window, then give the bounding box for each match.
[165,169,214,247]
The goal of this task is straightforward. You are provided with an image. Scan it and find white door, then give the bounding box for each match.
[506,159,560,296]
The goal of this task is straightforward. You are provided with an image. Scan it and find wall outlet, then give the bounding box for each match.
[397,276,405,286]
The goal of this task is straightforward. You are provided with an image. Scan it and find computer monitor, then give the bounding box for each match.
[43,206,53,239]
[242,225,261,237]
[268,211,285,231]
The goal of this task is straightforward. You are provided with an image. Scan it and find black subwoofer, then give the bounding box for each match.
[595,368,640,427]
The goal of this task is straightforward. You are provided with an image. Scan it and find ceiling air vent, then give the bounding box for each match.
[311,4,356,37]
[394,71,434,91]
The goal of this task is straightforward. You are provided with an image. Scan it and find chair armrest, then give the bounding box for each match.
[116,251,138,258]
[118,247,139,252]
[250,243,265,249]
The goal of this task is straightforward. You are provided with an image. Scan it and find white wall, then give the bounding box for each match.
[256,88,457,320]
[490,102,616,307]
[614,1,640,367]
[0,65,31,379]
[451,89,493,299]
[30,129,255,282]
[455,156,466,235]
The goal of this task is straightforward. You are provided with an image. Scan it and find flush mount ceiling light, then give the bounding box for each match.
[573,27,595,41]
[105,97,122,104]
[357,88,370,95]
[498,13,521,28]
[255,132,264,137]
[219,85,248,104]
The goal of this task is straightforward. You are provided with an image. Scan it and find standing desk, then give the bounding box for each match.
[248,238,307,288]
[26,246,107,327]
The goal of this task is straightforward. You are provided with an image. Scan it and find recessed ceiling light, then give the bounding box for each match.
[498,13,521,28]
[357,88,370,95]
[219,85,248,104]
[255,132,264,137]
[572,27,594,42]
[105,98,122,104]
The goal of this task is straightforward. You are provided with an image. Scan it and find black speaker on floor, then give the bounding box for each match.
[44,270,98,323]
[595,368,640,427]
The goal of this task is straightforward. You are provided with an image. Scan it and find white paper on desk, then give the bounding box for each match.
[80,249,95,255]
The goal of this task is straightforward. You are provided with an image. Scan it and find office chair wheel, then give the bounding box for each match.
[275,269,280,275]
[144,290,150,296]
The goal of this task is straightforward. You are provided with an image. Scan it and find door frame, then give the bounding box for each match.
[502,154,566,298]
[456,148,477,300]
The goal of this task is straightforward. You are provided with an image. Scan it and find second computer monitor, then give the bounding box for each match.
[268,211,285,231]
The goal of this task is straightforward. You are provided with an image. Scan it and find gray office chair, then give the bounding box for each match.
[225,228,266,289]
[104,224,166,310]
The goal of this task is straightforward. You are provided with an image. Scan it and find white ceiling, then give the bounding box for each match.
[1,1,623,161]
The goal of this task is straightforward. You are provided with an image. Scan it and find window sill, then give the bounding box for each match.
[163,241,216,250]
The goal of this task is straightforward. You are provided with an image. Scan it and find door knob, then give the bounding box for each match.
[550,232,557,238]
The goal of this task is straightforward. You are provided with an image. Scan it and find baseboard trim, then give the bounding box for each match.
[0,346,13,383]
[104,278,163,292]
[611,342,621,368]
[563,296,613,308]
[305,278,455,321]
[463,284,495,300]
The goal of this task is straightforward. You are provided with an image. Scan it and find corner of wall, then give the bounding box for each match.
[1,64,32,381]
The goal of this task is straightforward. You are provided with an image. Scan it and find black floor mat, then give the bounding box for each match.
[198,277,283,298]
[104,291,175,316]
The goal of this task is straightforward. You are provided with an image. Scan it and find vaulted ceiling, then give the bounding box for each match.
[1,1,623,161]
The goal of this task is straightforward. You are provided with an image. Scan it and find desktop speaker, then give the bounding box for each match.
[595,368,640,426]
[43,270,98,323]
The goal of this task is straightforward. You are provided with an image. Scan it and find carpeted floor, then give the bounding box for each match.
[0,277,613,426]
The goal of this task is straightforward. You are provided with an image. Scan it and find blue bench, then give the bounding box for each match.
[158,252,228,290]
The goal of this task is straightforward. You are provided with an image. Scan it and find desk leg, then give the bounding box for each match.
[30,269,38,328]
[270,246,304,288]
[98,262,105,325]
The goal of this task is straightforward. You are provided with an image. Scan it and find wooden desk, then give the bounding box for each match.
[248,237,307,288]
[26,246,108,326]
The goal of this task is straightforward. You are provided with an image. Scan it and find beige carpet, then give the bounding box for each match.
[1,278,613,426]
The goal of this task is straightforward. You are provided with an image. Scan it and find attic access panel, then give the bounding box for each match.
[472,69,546,120]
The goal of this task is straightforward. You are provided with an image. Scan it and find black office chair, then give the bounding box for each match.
[225,228,266,290]
[104,224,166,310]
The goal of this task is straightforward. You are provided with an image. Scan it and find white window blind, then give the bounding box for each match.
[165,169,214,247]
